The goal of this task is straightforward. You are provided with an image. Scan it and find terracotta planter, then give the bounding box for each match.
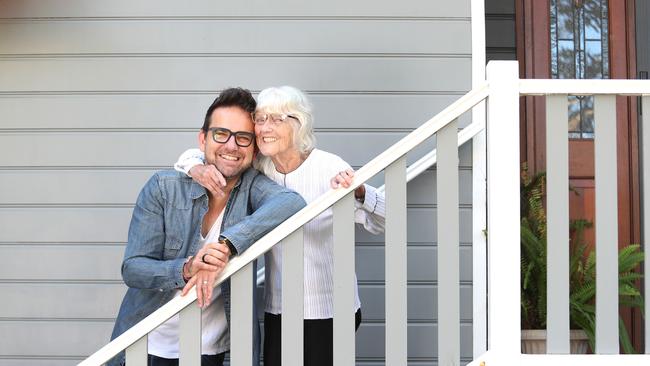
[521,329,589,354]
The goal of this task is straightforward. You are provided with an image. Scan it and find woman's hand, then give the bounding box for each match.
[181,242,231,307]
[188,164,227,197]
[330,168,366,202]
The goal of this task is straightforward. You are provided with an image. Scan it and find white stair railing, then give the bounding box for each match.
[469,62,650,366]
[254,118,486,286]
[79,79,489,365]
[81,60,650,366]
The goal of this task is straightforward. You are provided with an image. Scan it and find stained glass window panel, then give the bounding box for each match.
[550,0,609,139]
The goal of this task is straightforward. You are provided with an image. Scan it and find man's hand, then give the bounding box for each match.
[330,168,365,202]
[197,241,231,270]
[188,164,227,197]
[181,242,231,308]
[182,242,227,279]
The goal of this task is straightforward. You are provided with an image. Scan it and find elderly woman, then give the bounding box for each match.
[175,86,385,366]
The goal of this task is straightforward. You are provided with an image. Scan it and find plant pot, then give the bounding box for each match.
[521,329,589,354]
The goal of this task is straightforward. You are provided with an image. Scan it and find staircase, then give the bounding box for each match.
[80,61,650,365]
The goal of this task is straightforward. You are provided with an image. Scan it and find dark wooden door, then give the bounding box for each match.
[516,0,641,351]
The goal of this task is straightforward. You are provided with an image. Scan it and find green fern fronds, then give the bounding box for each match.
[519,164,645,352]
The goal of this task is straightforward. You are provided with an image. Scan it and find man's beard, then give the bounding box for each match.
[206,157,248,180]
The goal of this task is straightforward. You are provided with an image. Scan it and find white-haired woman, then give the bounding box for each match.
[175,86,385,366]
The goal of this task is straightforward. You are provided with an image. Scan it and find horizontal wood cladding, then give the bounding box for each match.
[0,131,472,167]
[0,283,127,319]
[486,16,515,49]
[356,323,473,359]
[0,320,472,359]
[0,208,131,243]
[0,283,472,321]
[0,244,474,283]
[0,19,470,55]
[358,285,473,321]
[0,0,470,19]
[486,0,516,62]
[0,359,86,366]
[0,0,475,363]
[0,207,473,244]
[356,245,474,283]
[0,244,125,280]
[486,0,515,14]
[0,57,471,93]
[0,169,473,206]
[0,94,470,130]
[0,321,113,356]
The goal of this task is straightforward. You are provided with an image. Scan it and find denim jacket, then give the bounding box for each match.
[108,168,306,366]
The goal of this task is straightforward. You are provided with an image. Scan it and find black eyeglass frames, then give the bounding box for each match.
[207,127,255,147]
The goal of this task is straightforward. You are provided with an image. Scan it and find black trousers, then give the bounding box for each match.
[146,353,225,366]
[263,309,362,366]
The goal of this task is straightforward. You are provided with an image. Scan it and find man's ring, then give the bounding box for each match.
[203,280,208,285]
[201,253,209,263]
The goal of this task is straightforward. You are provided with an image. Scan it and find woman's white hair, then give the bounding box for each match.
[254,86,317,175]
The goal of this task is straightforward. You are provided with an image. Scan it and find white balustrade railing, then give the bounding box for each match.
[470,62,650,365]
[79,73,488,365]
[80,61,650,366]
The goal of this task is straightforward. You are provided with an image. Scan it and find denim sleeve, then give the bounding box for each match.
[221,174,306,255]
[121,174,186,290]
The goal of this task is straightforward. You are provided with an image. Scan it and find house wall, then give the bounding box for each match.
[486,0,517,62]
[0,1,476,364]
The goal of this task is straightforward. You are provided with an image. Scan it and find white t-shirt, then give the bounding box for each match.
[148,210,229,358]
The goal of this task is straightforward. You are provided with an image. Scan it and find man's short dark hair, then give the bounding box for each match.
[202,87,257,132]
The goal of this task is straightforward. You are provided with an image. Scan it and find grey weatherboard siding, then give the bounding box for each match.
[0,0,481,364]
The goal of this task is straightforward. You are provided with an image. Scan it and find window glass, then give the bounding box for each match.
[550,0,609,139]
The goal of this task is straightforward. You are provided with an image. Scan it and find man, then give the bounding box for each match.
[108,87,306,366]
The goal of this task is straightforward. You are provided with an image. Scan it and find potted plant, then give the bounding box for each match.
[520,166,645,353]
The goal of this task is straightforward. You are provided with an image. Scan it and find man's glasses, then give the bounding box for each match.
[208,127,255,147]
[252,113,300,125]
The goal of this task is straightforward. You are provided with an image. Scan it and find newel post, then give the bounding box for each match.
[485,61,521,356]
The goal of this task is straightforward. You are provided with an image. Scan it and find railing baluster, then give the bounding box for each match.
[642,96,650,354]
[231,262,254,365]
[437,119,460,365]
[472,109,488,359]
[282,228,305,366]
[594,95,619,353]
[125,335,147,366]
[385,155,407,365]
[332,193,356,365]
[546,95,570,353]
[179,300,201,365]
